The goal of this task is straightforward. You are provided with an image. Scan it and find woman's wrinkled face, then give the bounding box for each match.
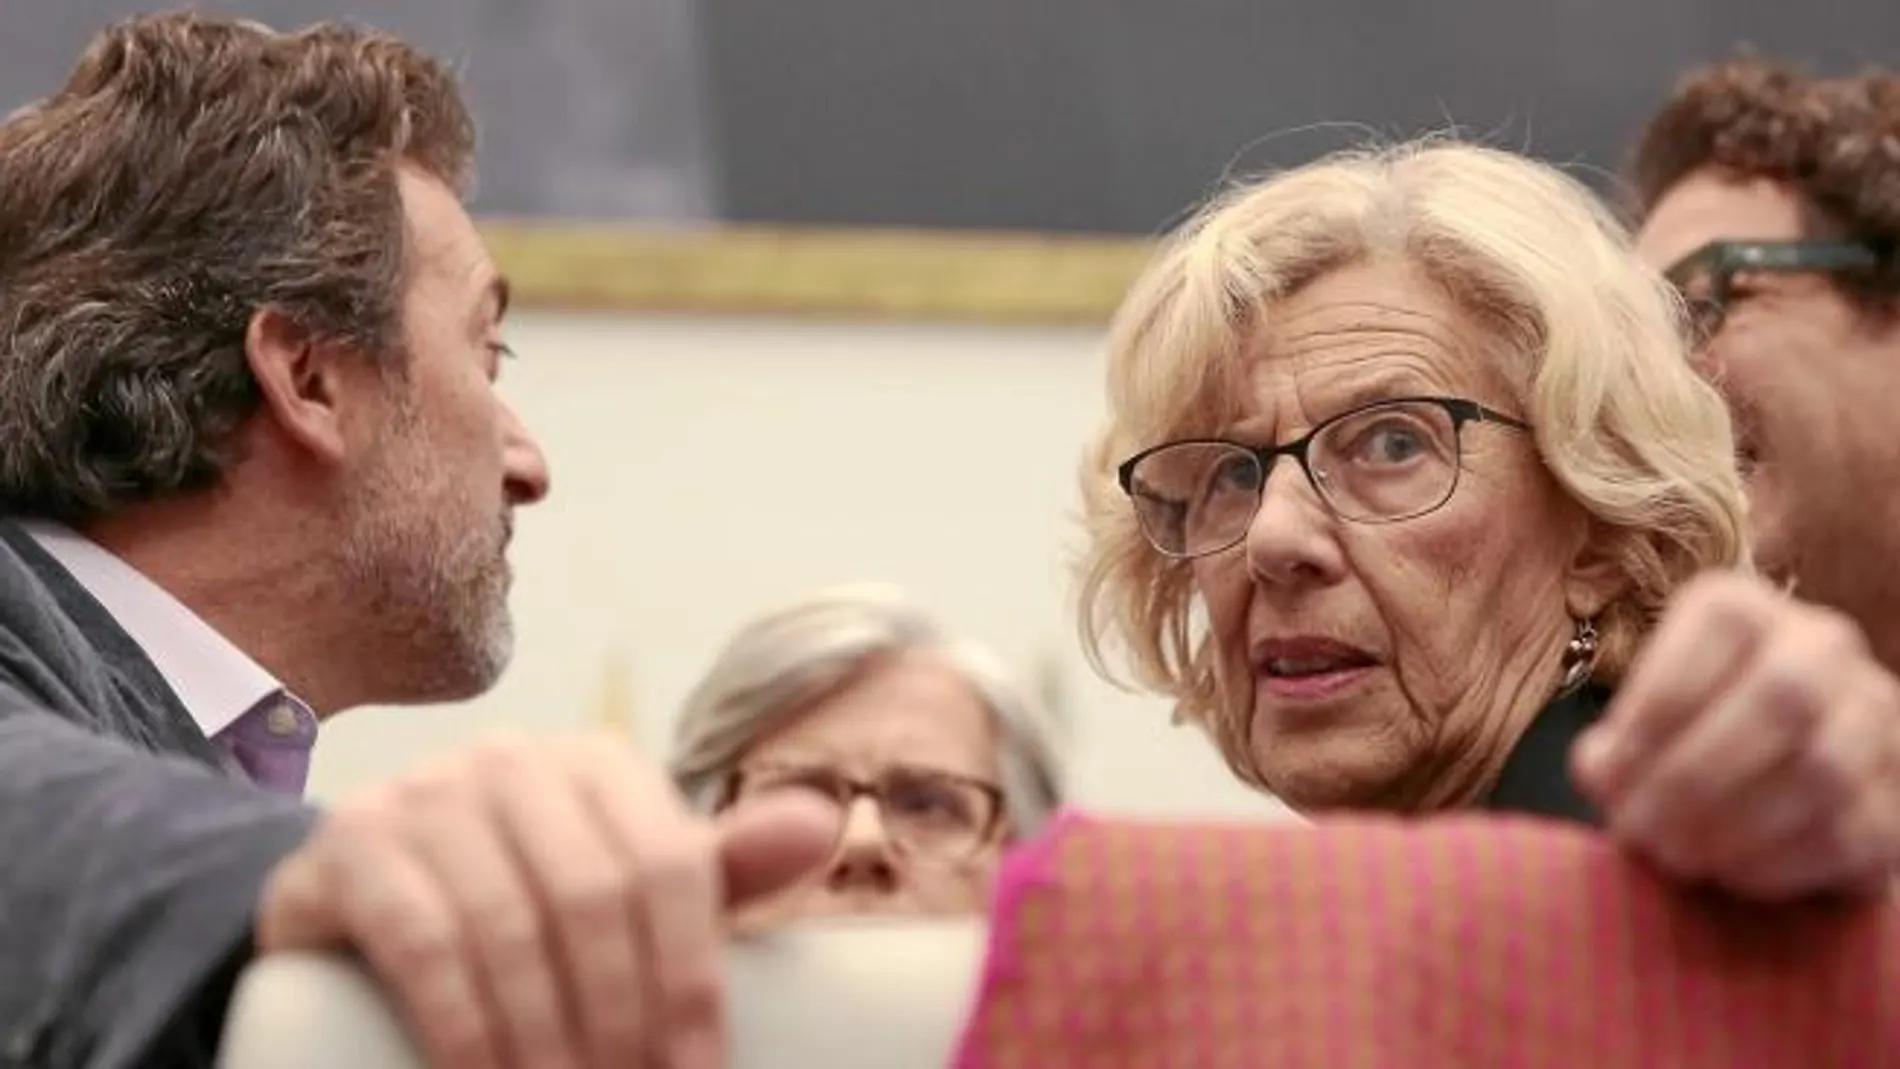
[723,650,1007,931]
[1188,259,1614,811]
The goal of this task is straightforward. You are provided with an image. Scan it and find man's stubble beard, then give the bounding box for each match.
[336,422,517,706]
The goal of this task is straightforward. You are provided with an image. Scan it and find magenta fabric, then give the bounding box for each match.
[953,810,1900,1069]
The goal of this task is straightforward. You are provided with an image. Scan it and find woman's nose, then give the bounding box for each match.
[825,796,900,891]
[1243,460,1346,588]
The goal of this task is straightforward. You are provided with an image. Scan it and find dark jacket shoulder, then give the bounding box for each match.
[0,523,223,766]
[0,520,315,1069]
[1482,683,1609,826]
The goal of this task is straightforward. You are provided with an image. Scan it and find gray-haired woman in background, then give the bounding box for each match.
[669,584,1064,929]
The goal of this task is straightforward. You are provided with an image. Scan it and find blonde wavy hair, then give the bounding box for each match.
[1075,140,1751,779]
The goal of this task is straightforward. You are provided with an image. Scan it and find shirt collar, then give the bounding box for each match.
[17,519,285,738]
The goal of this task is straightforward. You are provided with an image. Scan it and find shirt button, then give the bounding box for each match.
[266,703,302,736]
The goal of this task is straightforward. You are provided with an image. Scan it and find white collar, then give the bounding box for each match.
[18,519,283,738]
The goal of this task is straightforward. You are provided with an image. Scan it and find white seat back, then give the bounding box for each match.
[218,920,985,1069]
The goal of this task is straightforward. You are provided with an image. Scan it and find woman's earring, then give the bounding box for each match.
[1558,617,1600,694]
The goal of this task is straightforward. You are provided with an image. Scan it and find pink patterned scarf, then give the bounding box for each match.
[953,811,1900,1068]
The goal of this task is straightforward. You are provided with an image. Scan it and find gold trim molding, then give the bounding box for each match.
[479,221,1155,325]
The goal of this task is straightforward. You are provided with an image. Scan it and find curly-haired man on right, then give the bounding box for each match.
[1632,58,1900,667]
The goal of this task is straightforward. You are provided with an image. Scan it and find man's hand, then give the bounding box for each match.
[255,731,840,1069]
[1574,572,1900,900]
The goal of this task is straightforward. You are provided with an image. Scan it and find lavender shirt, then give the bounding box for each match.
[18,521,316,795]
[213,695,318,796]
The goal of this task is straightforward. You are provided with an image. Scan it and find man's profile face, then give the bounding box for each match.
[336,165,551,703]
[1636,167,1900,632]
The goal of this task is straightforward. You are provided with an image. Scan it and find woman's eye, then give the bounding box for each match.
[1360,424,1426,464]
[1212,455,1261,490]
[887,785,972,824]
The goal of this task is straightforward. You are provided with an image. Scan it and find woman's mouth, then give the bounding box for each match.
[1252,637,1379,703]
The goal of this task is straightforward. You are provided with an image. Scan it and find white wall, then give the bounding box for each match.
[310,311,1284,820]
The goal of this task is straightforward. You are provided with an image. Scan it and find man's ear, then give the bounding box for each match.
[1564,519,1631,620]
[243,308,352,464]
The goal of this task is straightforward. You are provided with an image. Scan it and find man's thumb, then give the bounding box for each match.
[715,792,841,907]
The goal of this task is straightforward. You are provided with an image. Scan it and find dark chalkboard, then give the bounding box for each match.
[3,0,1897,233]
[0,0,719,220]
[697,0,1900,234]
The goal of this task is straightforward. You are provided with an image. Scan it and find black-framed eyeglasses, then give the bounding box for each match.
[1117,395,1531,560]
[1664,239,1885,346]
[726,761,1006,860]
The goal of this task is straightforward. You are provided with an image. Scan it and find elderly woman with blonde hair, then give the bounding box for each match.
[1076,139,1900,899]
[669,583,1064,929]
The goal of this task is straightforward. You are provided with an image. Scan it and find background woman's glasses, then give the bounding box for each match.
[728,761,1005,860]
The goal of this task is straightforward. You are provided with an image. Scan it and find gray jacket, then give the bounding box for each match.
[0,522,317,1069]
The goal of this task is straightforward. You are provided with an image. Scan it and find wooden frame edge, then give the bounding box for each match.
[479,221,1155,325]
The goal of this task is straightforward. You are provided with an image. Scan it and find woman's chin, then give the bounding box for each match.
[1261,768,1398,812]
[1249,734,1412,812]
[1246,702,1413,812]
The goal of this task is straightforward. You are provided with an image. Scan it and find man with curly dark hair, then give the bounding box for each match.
[1632,57,1900,668]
